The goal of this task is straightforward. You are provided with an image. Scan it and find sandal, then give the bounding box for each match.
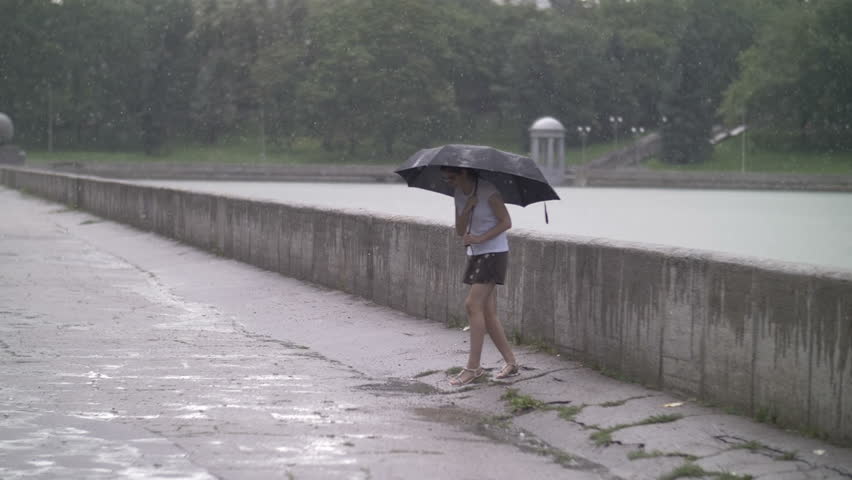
[449,367,484,386]
[495,363,520,379]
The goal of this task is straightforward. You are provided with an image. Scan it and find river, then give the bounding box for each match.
[134,181,852,272]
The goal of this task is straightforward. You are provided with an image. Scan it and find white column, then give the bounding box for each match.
[547,137,555,171]
[531,136,539,163]
[558,137,565,178]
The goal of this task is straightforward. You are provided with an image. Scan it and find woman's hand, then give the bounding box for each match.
[463,195,478,213]
[463,233,483,245]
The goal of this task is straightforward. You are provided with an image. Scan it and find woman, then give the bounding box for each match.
[441,166,520,386]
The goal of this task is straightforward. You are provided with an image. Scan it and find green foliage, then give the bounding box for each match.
[777,450,798,461]
[722,0,852,150]
[299,0,459,156]
[658,463,707,480]
[659,462,754,480]
[4,0,848,164]
[628,449,698,462]
[590,429,615,446]
[731,440,764,452]
[501,388,545,413]
[628,449,663,460]
[557,405,584,421]
[660,0,757,165]
[590,413,684,446]
[755,406,780,425]
[637,414,683,426]
[502,12,610,141]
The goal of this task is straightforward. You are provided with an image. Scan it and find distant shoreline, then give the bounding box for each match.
[26,160,852,193]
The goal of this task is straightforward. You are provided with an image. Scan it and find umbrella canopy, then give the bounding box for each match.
[394,144,560,207]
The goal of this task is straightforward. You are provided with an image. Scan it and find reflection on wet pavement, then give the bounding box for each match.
[0,193,578,479]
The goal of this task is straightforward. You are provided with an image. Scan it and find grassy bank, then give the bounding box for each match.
[25,134,619,167]
[647,139,852,175]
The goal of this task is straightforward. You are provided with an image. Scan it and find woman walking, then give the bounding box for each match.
[441,166,520,386]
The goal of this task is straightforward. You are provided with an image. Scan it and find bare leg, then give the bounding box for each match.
[449,283,495,386]
[463,282,495,369]
[484,288,516,366]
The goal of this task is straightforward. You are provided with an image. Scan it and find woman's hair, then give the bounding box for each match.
[439,166,478,177]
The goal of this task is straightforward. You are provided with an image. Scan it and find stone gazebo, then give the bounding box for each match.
[0,113,26,165]
[529,116,566,185]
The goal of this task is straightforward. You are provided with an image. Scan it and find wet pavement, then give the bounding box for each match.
[1,186,851,480]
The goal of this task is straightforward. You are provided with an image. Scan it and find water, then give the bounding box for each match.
[134,181,852,272]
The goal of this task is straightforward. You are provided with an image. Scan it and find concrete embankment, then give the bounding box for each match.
[3,166,850,443]
[572,167,852,192]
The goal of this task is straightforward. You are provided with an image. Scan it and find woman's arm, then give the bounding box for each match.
[463,193,511,244]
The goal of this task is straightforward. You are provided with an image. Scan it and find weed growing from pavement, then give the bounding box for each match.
[628,449,665,460]
[600,399,628,407]
[446,316,467,330]
[755,406,780,425]
[557,404,584,421]
[480,414,513,428]
[627,449,698,462]
[526,340,557,355]
[589,414,684,446]
[658,463,754,480]
[501,388,546,414]
[413,369,441,378]
[716,472,754,480]
[731,440,765,452]
[590,428,617,446]
[658,463,707,480]
[637,414,683,426]
[777,450,798,461]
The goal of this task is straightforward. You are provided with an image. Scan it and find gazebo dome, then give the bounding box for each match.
[530,116,565,133]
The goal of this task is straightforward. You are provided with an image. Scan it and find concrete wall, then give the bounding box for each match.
[3,166,850,443]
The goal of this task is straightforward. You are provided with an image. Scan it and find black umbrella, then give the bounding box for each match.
[394,144,560,207]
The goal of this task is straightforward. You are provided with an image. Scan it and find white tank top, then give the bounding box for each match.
[454,179,510,256]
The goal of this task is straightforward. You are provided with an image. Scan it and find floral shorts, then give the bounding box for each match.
[462,252,508,285]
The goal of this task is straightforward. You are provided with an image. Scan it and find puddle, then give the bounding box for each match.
[356,379,438,395]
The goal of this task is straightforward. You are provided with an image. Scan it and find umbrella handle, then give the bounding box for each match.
[464,177,479,247]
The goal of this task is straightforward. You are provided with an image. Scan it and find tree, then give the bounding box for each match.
[135,0,196,154]
[299,0,458,156]
[659,0,756,164]
[502,11,609,145]
[594,0,688,130]
[722,0,852,150]
[251,0,310,148]
[0,0,69,146]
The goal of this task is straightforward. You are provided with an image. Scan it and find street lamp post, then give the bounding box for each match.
[577,126,591,163]
[741,110,746,173]
[609,116,623,147]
